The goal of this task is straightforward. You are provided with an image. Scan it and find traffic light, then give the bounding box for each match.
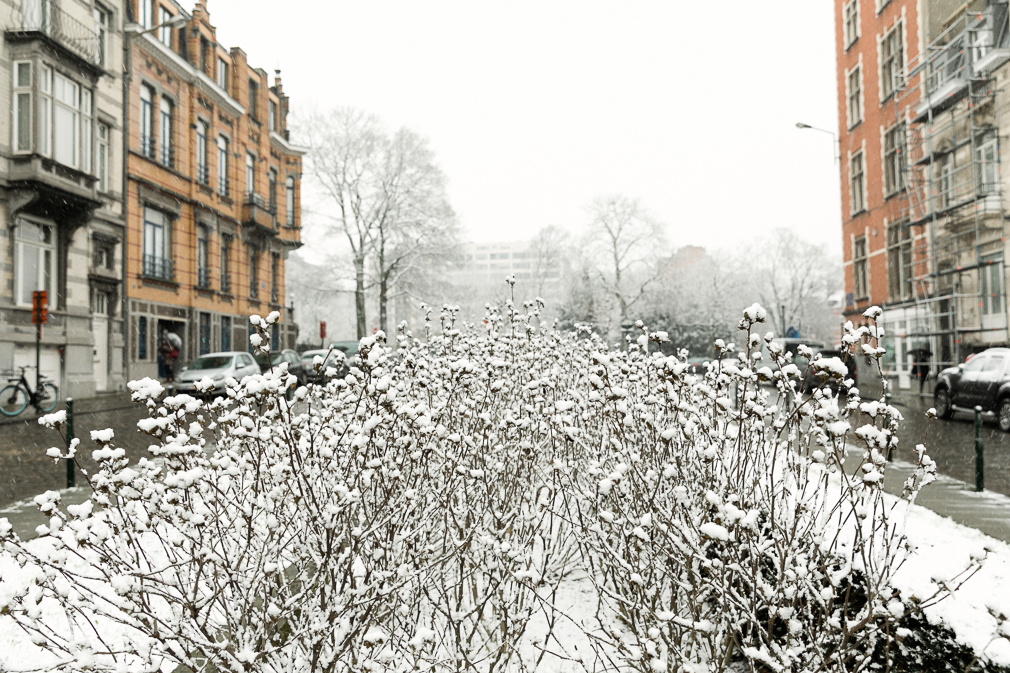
[32,290,48,325]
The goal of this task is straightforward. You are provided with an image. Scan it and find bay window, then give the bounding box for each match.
[15,220,55,307]
[39,65,51,156]
[81,89,92,173]
[97,123,109,191]
[13,61,31,153]
[285,176,295,226]
[54,71,80,167]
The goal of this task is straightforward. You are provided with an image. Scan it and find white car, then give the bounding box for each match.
[170,351,261,395]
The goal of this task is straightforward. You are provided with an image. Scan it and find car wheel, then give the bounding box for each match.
[999,399,1010,433]
[934,388,954,420]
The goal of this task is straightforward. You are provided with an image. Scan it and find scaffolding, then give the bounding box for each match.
[890,1,1010,368]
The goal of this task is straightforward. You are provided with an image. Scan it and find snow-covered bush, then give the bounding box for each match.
[0,300,992,672]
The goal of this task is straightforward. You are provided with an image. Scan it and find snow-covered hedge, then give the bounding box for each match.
[0,302,1002,672]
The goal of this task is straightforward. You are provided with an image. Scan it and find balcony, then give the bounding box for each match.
[142,255,174,282]
[220,275,232,295]
[160,145,175,169]
[197,267,211,289]
[241,192,277,236]
[218,177,230,198]
[6,1,102,71]
[196,164,210,186]
[140,134,156,159]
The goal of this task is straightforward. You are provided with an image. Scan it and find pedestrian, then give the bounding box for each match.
[912,348,931,395]
[159,331,179,383]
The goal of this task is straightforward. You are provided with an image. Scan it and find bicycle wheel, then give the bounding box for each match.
[37,383,59,413]
[0,385,28,417]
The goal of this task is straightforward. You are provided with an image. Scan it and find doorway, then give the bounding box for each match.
[93,291,109,392]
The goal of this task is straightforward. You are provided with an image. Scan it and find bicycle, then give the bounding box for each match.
[0,365,59,417]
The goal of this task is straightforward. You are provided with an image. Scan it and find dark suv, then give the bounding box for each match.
[934,347,1010,431]
[255,348,310,386]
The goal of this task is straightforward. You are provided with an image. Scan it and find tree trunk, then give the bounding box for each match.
[379,275,388,335]
[354,254,366,339]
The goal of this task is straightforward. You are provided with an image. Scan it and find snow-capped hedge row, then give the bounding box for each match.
[0,302,994,672]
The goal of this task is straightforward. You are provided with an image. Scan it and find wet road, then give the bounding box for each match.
[884,392,1010,497]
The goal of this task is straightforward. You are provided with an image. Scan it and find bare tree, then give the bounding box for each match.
[748,228,841,340]
[528,225,570,298]
[301,108,457,338]
[583,195,667,334]
[302,108,384,339]
[369,128,458,333]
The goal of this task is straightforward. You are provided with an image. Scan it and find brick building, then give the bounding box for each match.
[125,0,304,379]
[836,0,1010,386]
[1,0,127,396]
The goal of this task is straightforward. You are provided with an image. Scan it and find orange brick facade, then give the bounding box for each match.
[835,0,923,317]
[125,0,304,378]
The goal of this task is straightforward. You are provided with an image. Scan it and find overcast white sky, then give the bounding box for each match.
[201,1,841,254]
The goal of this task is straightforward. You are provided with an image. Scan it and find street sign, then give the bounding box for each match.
[32,290,48,325]
[320,321,327,339]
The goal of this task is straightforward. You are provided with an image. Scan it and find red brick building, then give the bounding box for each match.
[835,0,1010,385]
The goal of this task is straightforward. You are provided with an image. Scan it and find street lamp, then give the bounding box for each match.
[124,13,187,36]
[796,122,840,164]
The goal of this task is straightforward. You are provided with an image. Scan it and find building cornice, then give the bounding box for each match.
[270,131,308,157]
[134,30,246,118]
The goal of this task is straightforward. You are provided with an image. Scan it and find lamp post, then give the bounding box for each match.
[795,122,840,164]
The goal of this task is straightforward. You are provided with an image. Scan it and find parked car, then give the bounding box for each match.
[934,347,1010,431]
[170,352,260,396]
[329,341,361,373]
[762,337,826,373]
[300,348,346,381]
[255,348,310,385]
[802,348,858,394]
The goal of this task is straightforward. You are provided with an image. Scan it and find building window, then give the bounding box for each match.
[196,120,209,184]
[54,72,82,168]
[269,100,277,131]
[81,89,92,173]
[268,169,278,213]
[217,136,229,195]
[140,84,154,158]
[142,206,172,280]
[159,97,173,167]
[246,153,255,194]
[139,0,153,29]
[850,151,866,215]
[39,65,51,156]
[13,61,32,153]
[248,79,258,120]
[884,123,904,196]
[93,7,109,67]
[977,138,998,194]
[97,123,109,191]
[853,236,869,300]
[138,316,148,360]
[200,36,210,74]
[285,176,295,226]
[886,223,912,301]
[199,313,211,356]
[249,247,260,299]
[846,65,863,128]
[270,252,279,303]
[93,241,114,270]
[880,22,904,101]
[844,0,860,48]
[197,225,210,288]
[220,234,232,293]
[216,57,228,90]
[158,7,172,47]
[15,220,55,307]
[220,315,231,351]
[937,158,952,210]
[980,256,1004,316]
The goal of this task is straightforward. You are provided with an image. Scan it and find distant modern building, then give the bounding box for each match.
[124,0,305,379]
[835,0,1010,386]
[0,0,127,396]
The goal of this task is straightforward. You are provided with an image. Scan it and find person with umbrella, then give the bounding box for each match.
[911,346,932,395]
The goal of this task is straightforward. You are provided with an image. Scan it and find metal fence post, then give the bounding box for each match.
[974,405,984,493]
[65,397,75,489]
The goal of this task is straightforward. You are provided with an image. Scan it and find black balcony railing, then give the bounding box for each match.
[271,288,279,304]
[250,283,259,299]
[244,191,274,212]
[12,1,101,67]
[197,164,210,185]
[286,209,295,227]
[218,177,229,197]
[160,144,174,169]
[197,267,211,289]
[142,254,174,281]
[221,276,232,294]
[140,134,155,158]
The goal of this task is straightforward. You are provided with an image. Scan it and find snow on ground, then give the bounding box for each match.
[1,490,1007,671]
